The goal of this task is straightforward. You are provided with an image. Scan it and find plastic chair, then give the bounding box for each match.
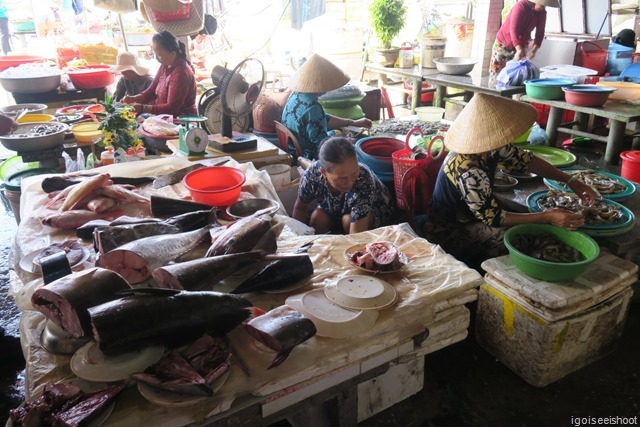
[274,121,304,157]
[379,86,395,119]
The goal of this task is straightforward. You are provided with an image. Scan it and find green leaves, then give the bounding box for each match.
[370,0,407,49]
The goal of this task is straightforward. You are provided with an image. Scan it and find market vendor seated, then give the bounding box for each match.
[122,30,197,117]
[282,53,372,160]
[293,136,394,234]
[424,93,599,271]
[110,52,154,102]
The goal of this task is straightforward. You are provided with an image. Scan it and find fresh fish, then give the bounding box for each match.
[110,176,155,186]
[97,185,150,204]
[232,255,313,294]
[96,226,214,284]
[109,216,162,226]
[244,305,316,369]
[206,214,272,257]
[89,290,252,355]
[31,267,131,338]
[59,173,112,211]
[43,210,121,230]
[164,209,218,232]
[76,220,111,240]
[86,196,117,213]
[150,195,212,217]
[94,222,181,255]
[50,382,128,427]
[152,163,205,189]
[45,185,75,209]
[132,334,229,396]
[152,251,264,290]
[41,175,82,193]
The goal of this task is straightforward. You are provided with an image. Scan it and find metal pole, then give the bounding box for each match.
[117,13,129,52]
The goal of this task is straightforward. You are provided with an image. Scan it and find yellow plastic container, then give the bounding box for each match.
[17,114,55,123]
[596,81,640,101]
[70,122,102,145]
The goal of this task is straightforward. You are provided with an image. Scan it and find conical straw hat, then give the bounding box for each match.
[288,53,350,94]
[444,94,537,154]
[143,0,191,13]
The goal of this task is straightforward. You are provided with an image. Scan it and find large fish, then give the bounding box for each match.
[31,268,131,338]
[89,290,252,355]
[231,255,314,294]
[152,251,264,291]
[97,185,150,204]
[244,305,316,369]
[96,226,215,284]
[43,210,121,230]
[59,173,112,211]
[206,214,272,257]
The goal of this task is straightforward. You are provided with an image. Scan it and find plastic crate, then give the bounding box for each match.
[530,102,575,128]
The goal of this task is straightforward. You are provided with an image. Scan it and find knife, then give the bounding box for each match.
[152,159,231,189]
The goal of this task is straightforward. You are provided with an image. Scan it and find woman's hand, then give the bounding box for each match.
[131,103,144,114]
[353,118,372,129]
[515,46,525,60]
[121,95,136,104]
[545,208,585,230]
[0,113,18,135]
[568,180,599,205]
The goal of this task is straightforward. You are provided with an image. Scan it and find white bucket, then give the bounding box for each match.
[260,164,292,189]
[3,189,21,224]
[421,35,447,68]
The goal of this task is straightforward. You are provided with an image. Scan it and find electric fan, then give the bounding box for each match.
[209,58,265,152]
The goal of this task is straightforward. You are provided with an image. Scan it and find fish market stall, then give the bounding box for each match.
[7,156,482,426]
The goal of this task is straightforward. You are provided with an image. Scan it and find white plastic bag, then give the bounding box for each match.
[62,151,79,173]
[497,59,540,86]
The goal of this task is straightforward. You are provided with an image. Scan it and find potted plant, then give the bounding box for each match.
[370,0,407,66]
[97,93,144,156]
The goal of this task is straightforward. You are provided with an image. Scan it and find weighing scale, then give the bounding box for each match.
[177,116,209,156]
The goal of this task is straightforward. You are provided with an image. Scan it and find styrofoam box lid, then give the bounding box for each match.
[540,64,598,77]
[481,252,638,310]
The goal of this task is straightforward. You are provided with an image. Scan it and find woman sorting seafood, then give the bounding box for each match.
[282,53,372,160]
[293,136,393,234]
[424,94,599,270]
[122,30,197,116]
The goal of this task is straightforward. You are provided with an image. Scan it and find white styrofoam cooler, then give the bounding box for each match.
[476,284,633,387]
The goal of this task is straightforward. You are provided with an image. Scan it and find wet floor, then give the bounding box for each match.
[0,196,25,425]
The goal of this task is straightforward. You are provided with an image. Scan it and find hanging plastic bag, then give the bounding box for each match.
[62,152,79,173]
[76,149,86,171]
[497,59,540,86]
[527,123,548,146]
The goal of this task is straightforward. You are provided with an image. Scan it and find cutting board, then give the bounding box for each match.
[166,136,279,161]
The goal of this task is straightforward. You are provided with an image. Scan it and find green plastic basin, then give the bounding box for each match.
[524,78,576,100]
[503,224,600,282]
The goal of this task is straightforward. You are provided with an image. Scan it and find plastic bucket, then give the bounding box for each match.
[421,35,447,68]
[3,189,21,224]
[579,42,607,75]
[606,43,634,76]
[620,150,640,183]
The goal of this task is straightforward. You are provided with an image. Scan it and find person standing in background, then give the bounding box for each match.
[0,0,12,55]
[489,0,560,77]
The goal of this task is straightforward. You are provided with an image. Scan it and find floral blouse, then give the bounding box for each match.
[428,144,533,227]
[281,92,328,159]
[298,161,394,229]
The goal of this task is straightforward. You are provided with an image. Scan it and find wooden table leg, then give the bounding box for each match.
[605,120,626,165]
[411,78,421,113]
[574,112,589,131]
[433,85,446,109]
[546,106,563,146]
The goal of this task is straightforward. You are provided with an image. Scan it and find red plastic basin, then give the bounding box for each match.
[183,166,246,207]
[67,65,115,89]
[562,85,615,107]
[0,55,46,71]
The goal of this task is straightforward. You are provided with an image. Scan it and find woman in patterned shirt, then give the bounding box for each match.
[424,94,599,270]
[282,54,372,160]
[293,137,394,234]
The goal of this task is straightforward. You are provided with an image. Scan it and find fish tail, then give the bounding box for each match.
[268,348,293,370]
[247,306,266,318]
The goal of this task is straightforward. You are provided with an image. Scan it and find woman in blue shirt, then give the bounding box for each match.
[0,0,11,54]
[282,53,371,160]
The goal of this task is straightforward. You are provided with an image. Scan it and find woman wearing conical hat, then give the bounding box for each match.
[424,94,599,271]
[282,53,372,160]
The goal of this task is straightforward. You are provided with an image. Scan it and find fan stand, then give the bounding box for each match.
[209,112,257,153]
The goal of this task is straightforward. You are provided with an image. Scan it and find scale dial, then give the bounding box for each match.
[185,127,209,153]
